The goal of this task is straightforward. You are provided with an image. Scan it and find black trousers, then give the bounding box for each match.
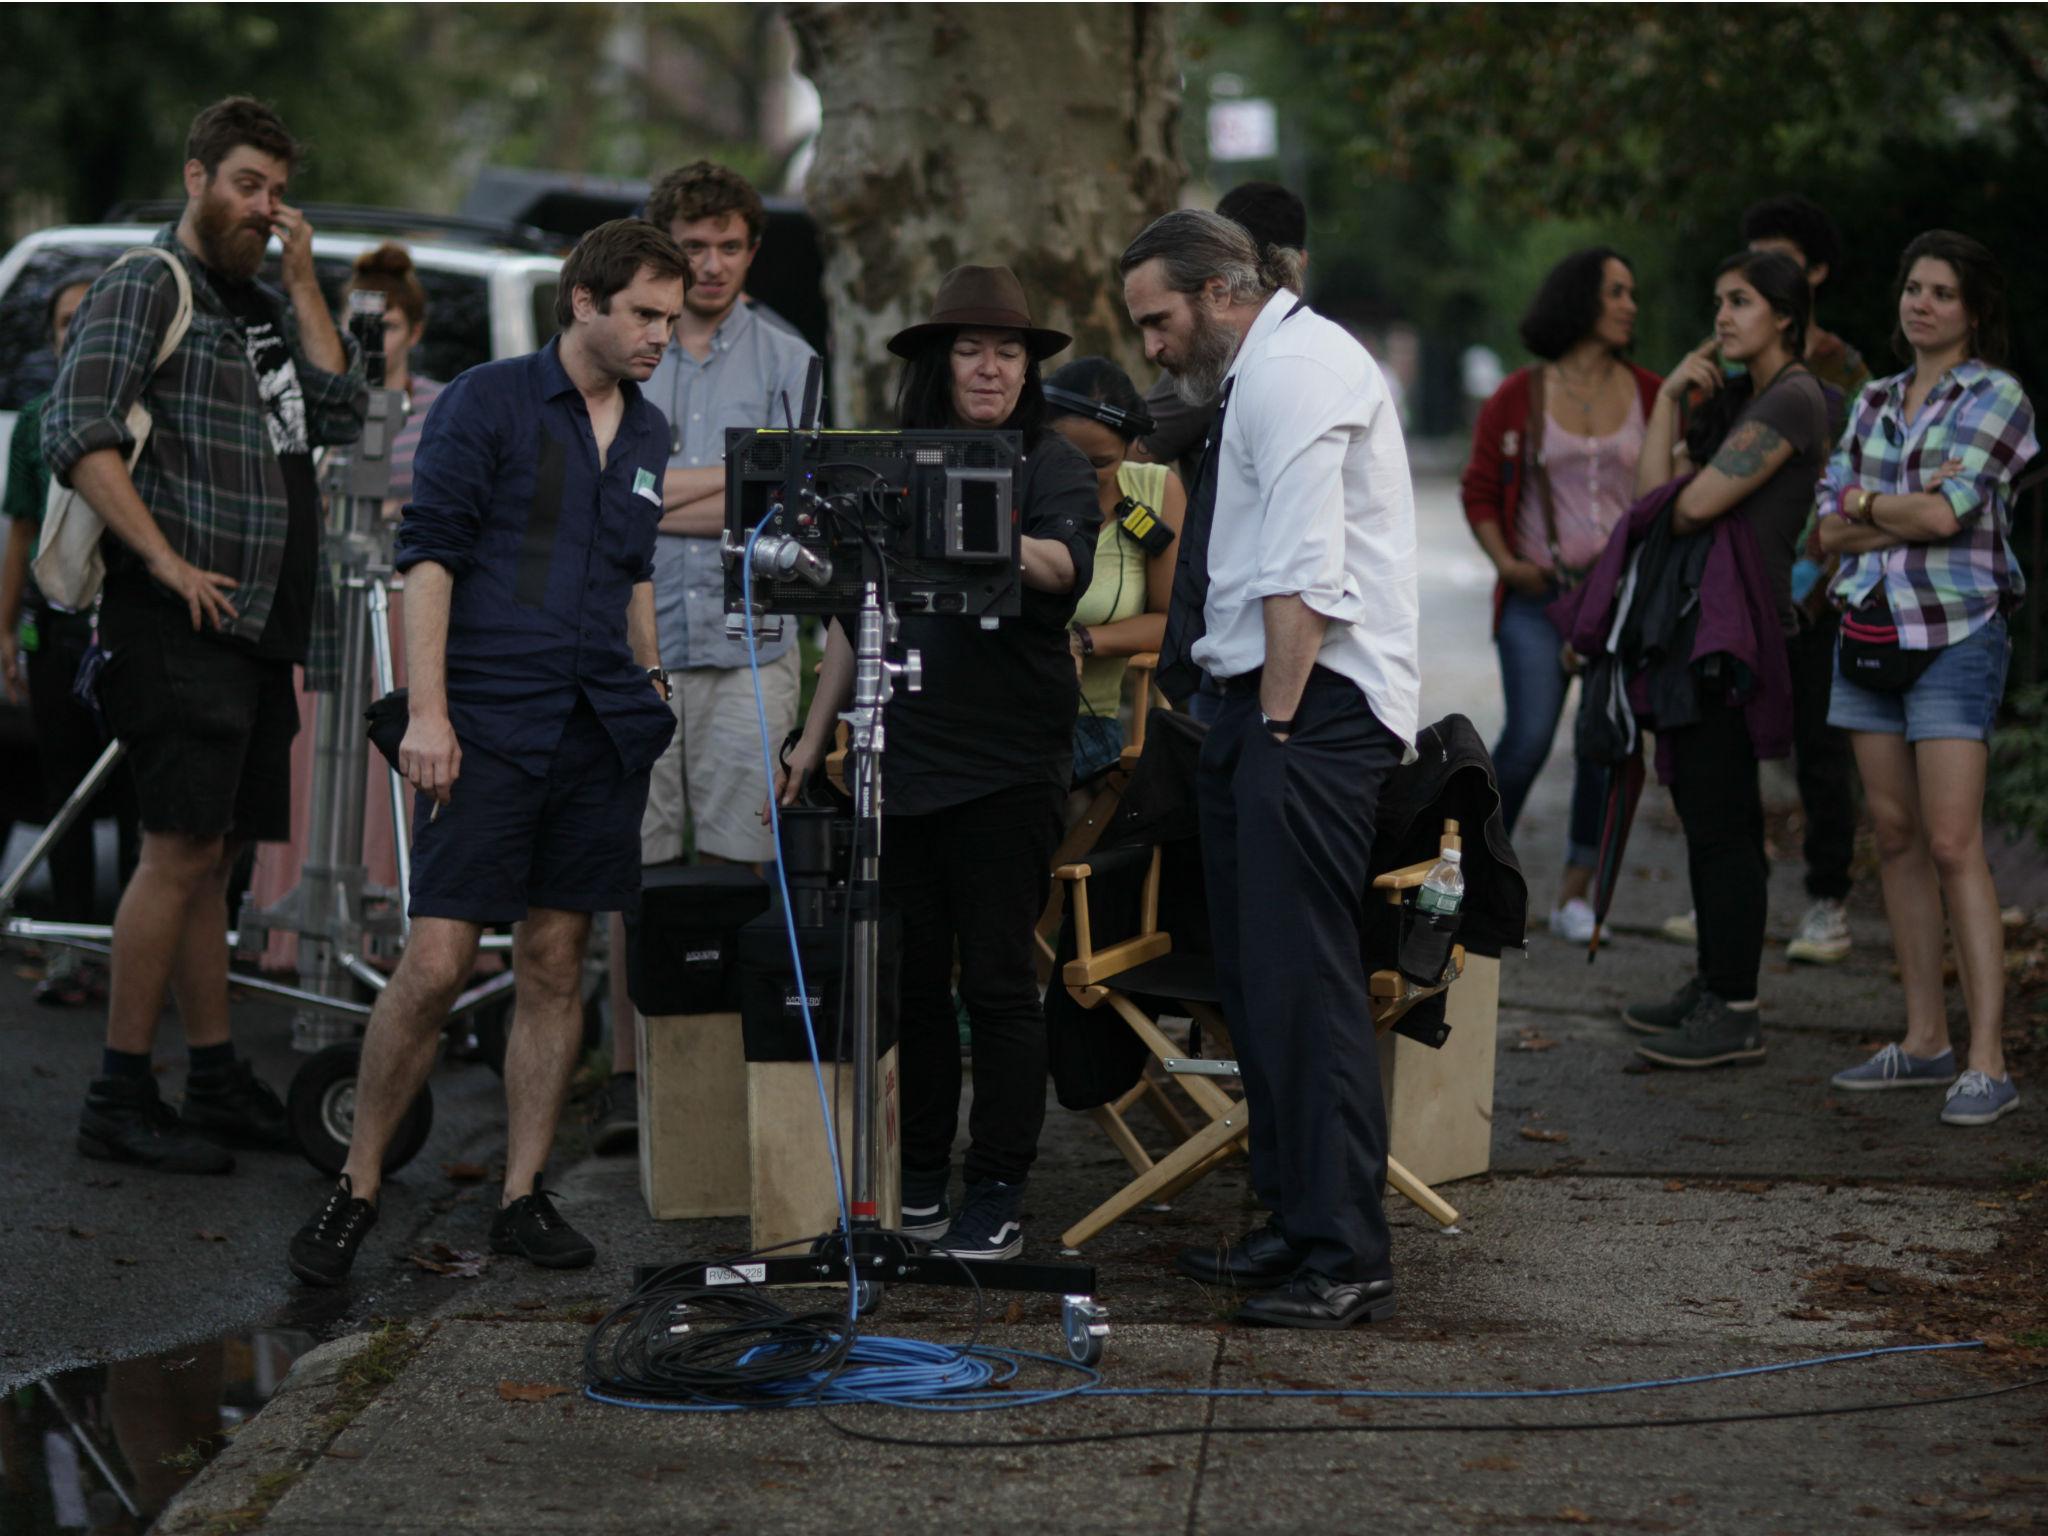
[1667,692,1767,1002]
[25,607,137,922]
[1197,669,1402,1283]
[1787,609,1855,902]
[884,781,1062,1188]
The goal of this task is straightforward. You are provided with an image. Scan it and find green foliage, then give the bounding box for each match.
[1988,685,2048,846]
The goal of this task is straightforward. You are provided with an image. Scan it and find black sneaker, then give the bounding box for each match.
[900,1164,953,1240]
[79,1075,234,1175]
[1621,977,1702,1036]
[288,1175,379,1287]
[589,1073,639,1157]
[181,1058,292,1151]
[937,1179,1024,1262]
[1634,992,1767,1069]
[490,1186,595,1269]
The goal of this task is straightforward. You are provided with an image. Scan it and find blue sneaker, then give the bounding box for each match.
[899,1164,952,1240]
[1831,1043,1957,1092]
[1940,1070,2020,1127]
[937,1179,1024,1262]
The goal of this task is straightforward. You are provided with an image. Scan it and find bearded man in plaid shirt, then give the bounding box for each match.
[43,97,365,1175]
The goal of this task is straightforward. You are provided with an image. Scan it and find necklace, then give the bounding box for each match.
[1549,358,1616,426]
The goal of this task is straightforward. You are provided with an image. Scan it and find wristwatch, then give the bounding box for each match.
[1260,711,1296,737]
[647,666,672,702]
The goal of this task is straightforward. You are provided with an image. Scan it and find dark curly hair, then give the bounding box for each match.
[1740,194,1843,279]
[1517,247,1633,361]
[646,161,766,245]
[186,96,298,176]
[555,219,689,331]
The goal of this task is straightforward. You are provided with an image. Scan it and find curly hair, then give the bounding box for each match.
[1517,247,1633,361]
[646,161,766,244]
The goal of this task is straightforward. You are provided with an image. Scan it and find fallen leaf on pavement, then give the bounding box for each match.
[1512,1031,1561,1052]
[1519,1127,1569,1143]
[408,1244,487,1278]
[1781,1308,1832,1321]
[497,1381,572,1404]
[443,1161,489,1183]
[1664,1180,1686,1192]
[1557,1509,1594,1524]
[1002,1300,1024,1326]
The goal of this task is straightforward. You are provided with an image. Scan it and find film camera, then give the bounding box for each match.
[720,426,1025,637]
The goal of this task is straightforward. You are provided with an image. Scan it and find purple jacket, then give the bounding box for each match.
[1550,474,1792,781]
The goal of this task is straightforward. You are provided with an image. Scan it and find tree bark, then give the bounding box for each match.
[788,2,1183,425]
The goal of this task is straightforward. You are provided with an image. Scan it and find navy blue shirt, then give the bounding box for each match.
[395,338,677,777]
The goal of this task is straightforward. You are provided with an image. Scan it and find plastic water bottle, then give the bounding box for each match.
[1416,847,1464,917]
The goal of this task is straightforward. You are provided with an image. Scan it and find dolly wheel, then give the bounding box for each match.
[287,1042,433,1177]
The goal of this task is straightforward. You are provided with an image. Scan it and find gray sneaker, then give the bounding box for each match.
[1831,1043,1956,1092]
[1621,977,1702,1036]
[1786,899,1852,964]
[1633,991,1766,1069]
[1940,1070,2020,1127]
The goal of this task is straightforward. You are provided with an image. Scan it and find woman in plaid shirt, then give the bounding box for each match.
[1818,230,2039,1127]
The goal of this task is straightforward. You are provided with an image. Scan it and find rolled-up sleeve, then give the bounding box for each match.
[394,371,493,578]
[1021,437,1097,625]
[1240,355,1369,626]
[39,260,178,485]
[293,317,367,450]
[1932,374,2038,526]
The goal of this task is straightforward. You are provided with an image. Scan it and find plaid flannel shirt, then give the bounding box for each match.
[1819,360,2038,650]
[40,226,365,686]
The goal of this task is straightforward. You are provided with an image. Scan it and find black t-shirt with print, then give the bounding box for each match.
[211,273,320,662]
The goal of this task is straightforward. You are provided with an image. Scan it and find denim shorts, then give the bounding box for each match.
[1827,613,2010,743]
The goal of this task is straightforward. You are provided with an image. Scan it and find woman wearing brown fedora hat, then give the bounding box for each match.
[777,264,1099,1261]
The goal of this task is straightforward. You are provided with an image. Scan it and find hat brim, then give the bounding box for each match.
[886,317,1072,361]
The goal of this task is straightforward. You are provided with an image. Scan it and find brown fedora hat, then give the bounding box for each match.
[885,264,1072,360]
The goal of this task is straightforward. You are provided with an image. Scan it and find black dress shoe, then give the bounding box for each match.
[1175,1223,1303,1288]
[1235,1272,1396,1330]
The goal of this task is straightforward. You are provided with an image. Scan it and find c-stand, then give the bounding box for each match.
[637,419,1109,1365]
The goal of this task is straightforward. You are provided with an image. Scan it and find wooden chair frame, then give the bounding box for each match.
[1052,821,1467,1250]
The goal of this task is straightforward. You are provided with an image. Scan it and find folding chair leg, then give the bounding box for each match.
[1060,1105,1249,1250]
[1147,1137,1245,1207]
[1140,1071,1194,1141]
[1090,1102,1155,1177]
[1386,1155,1459,1226]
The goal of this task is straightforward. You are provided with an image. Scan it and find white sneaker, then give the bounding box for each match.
[1659,908,1697,945]
[1547,898,1609,944]
[1785,898,1852,964]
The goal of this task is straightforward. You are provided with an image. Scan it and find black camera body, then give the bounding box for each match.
[721,427,1024,623]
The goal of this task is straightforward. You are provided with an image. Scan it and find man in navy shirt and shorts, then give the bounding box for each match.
[287,220,687,1285]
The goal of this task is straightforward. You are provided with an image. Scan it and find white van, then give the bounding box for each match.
[0,215,563,474]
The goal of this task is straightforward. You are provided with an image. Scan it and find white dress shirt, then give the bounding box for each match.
[1191,288,1421,745]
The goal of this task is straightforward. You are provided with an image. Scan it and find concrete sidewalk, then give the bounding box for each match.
[154,764,2048,1535]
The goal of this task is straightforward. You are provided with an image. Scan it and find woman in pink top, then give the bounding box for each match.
[1461,248,1662,942]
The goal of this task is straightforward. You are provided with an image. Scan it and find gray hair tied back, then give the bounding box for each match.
[1120,207,1298,302]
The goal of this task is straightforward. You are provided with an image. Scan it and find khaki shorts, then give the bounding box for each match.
[641,648,802,865]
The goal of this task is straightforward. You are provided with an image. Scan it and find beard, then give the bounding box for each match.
[193,187,268,281]
[1166,303,1242,408]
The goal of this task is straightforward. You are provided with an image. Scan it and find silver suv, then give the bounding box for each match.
[0,213,563,472]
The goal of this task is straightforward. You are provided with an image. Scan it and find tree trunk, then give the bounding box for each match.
[788,2,1183,425]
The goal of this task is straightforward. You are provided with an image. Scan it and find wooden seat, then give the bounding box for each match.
[1053,819,1469,1250]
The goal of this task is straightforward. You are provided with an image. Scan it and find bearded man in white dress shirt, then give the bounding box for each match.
[1120,208,1421,1329]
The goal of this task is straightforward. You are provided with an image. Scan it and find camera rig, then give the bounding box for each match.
[719,427,1024,641]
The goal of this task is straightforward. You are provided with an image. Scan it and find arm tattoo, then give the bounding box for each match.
[1709,420,1786,479]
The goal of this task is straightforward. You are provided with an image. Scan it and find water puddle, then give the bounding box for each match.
[2,1327,316,1534]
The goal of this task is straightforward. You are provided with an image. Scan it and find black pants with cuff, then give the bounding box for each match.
[885,781,1062,1189]
[1197,668,1403,1283]
[1667,692,1767,1003]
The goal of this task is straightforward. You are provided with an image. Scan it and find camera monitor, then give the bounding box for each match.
[721,428,1022,621]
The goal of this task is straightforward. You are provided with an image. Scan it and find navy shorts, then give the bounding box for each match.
[408,698,651,924]
[1827,613,2011,744]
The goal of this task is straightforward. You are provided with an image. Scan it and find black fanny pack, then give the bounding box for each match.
[1837,598,1938,694]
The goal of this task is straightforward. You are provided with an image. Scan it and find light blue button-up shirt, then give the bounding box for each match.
[645,299,818,669]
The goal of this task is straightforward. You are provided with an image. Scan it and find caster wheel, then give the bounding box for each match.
[1062,1294,1108,1367]
[288,1042,433,1177]
[852,1278,885,1316]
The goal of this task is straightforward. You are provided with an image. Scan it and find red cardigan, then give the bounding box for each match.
[1460,363,1663,628]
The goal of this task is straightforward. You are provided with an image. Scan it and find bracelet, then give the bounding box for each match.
[1072,624,1094,657]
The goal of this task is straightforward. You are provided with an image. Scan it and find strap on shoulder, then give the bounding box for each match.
[112,246,196,373]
